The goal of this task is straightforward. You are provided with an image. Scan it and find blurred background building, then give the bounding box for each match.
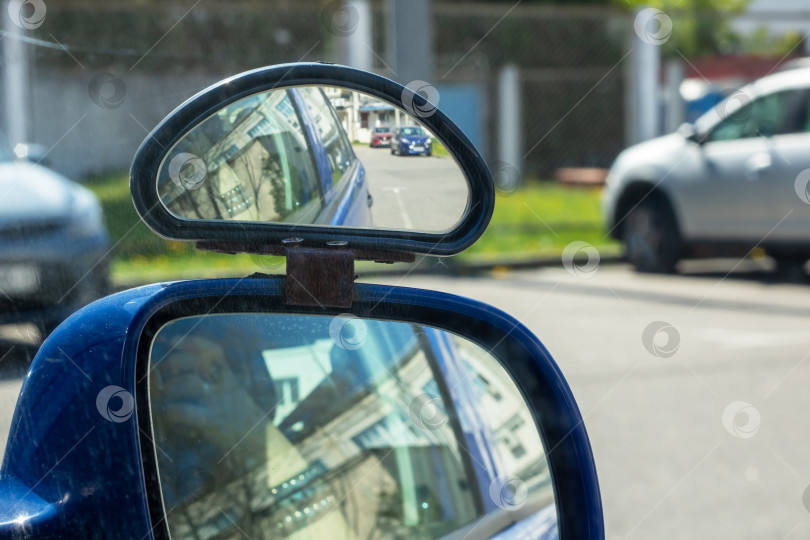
[1,0,808,182]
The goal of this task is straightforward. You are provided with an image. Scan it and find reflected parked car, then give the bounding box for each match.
[0,147,109,337]
[391,125,432,156]
[603,66,810,273]
[370,126,392,147]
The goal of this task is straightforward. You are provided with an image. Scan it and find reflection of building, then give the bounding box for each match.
[326,87,406,144]
[266,333,476,538]
[455,341,552,491]
[159,89,318,225]
[164,326,551,540]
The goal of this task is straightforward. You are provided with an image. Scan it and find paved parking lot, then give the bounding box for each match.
[354,145,468,232]
[2,261,810,538]
[370,262,810,539]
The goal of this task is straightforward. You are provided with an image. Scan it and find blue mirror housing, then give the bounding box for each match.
[2,61,602,540]
[0,279,603,538]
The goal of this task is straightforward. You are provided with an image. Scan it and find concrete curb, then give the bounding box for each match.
[112,254,627,291]
[357,254,626,278]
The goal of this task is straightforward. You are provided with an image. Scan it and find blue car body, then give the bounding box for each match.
[0,278,595,538]
[288,88,372,228]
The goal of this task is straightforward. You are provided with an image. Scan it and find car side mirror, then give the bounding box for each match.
[133,283,602,539]
[0,63,603,539]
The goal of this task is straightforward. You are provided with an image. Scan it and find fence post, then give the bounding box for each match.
[3,20,29,146]
[663,58,685,133]
[385,0,434,84]
[498,64,522,183]
[627,7,663,143]
[346,0,372,72]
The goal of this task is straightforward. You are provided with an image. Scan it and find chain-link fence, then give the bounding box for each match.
[433,4,629,179]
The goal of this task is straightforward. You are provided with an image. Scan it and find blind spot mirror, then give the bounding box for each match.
[131,64,495,257]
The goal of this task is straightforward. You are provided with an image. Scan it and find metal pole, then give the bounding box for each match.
[385,0,434,84]
[635,39,660,141]
[346,0,372,71]
[663,58,685,133]
[498,64,521,177]
[3,18,29,146]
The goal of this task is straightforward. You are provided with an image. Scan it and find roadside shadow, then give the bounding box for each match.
[676,258,810,285]
[0,338,38,381]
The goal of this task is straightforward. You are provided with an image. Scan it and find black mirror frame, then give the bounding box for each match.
[130,63,495,257]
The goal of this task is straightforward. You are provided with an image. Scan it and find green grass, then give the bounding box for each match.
[87,173,618,285]
[431,140,451,158]
[461,183,620,261]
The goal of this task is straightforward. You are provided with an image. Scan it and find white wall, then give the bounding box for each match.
[21,68,221,180]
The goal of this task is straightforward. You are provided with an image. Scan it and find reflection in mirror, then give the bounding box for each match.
[157,87,470,233]
[148,314,555,539]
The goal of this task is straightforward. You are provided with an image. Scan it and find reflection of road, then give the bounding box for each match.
[353,146,468,232]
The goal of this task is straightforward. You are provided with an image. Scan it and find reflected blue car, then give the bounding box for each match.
[290,88,373,227]
[391,126,433,156]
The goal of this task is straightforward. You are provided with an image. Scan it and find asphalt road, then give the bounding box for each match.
[366,261,810,539]
[0,325,40,457]
[2,261,810,538]
[353,144,469,232]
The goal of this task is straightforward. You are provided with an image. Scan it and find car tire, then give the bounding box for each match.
[624,198,680,273]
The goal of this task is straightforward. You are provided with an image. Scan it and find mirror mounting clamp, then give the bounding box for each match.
[196,239,414,308]
[284,244,356,308]
[195,240,415,264]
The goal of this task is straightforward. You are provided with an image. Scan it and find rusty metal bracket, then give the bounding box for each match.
[195,237,417,308]
[196,240,415,264]
[283,239,355,308]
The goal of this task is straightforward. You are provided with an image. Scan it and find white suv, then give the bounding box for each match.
[603,66,810,272]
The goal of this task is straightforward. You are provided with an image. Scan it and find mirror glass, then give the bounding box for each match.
[156,86,470,233]
[148,313,556,539]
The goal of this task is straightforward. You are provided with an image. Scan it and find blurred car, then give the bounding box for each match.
[370,126,392,147]
[0,148,109,337]
[603,66,810,273]
[391,125,432,156]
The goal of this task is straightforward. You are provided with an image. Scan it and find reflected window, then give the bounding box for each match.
[399,126,427,137]
[158,89,323,223]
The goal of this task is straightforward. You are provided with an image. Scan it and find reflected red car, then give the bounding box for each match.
[370,126,392,147]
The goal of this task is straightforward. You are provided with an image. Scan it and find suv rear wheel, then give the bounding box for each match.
[624,198,680,273]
